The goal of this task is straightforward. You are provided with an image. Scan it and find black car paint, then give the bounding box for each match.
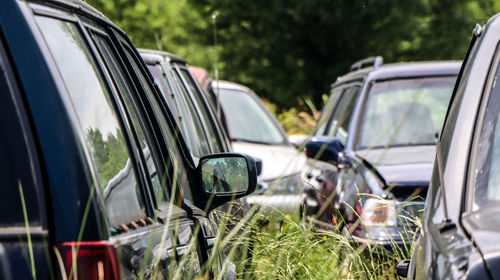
[0,0,254,278]
[406,14,500,280]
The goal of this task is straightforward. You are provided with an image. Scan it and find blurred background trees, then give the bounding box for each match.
[88,0,497,127]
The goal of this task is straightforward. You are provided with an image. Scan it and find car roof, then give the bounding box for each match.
[333,61,461,87]
[36,0,117,29]
[212,80,252,92]
[138,48,187,64]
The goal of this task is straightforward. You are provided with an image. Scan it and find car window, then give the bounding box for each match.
[325,86,361,145]
[472,60,500,211]
[149,62,210,158]
[178,67,222,153]
[218,88,286,144]
[358,77,454,149]
[315,86,343,136]
[120,45,194,203]
[171,67,213,156]
[91,33,168,207]
[146,63,180,118]
[35,16,146,227]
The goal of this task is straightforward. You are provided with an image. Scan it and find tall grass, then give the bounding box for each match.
[205,201,417,280]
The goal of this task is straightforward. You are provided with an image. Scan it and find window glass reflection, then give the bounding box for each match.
[36,17,145,227]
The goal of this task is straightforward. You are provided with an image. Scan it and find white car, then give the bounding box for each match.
[213,80,307,215]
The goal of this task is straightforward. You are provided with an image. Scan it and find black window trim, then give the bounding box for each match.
[109,30,193,205]
[85,25,167,213]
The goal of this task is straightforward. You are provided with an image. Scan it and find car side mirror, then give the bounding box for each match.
[304,136,344,165]
[254,157,263,176]
[197,153,257,211]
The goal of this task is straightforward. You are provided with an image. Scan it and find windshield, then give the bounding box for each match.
[357,76,455,149]
[218,88,285,144]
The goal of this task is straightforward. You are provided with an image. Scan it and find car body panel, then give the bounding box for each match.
[356,145,435,185]
[407,13,500,280]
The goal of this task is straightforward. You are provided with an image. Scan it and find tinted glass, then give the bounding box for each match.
[315,87,343,136]
[172,69,212,156]
[358,77,454,149]
[219,88,285,144]
[121,46,194,202]
[325,86,361,145]
[149,62,209,157]
[179,68,222,153]
[92,34,167,206]
[36,17,145,226]
[473,63,500,210]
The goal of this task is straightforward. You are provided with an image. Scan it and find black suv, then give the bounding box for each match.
[0,1,256,279]
[400,15,500,279]
[303,57,459,247]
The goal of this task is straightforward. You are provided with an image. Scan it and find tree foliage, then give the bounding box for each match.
[88,0,497,108]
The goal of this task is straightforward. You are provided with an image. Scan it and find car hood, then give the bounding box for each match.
[356,145,436,186]
[232,142,306,181]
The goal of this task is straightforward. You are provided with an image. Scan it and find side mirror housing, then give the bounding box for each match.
[304,137,344,165]
[254,157,263,176]
[197,153,257,211]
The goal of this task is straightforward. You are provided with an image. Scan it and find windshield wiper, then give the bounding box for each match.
[231,138,278,145]
[361,142,435,150]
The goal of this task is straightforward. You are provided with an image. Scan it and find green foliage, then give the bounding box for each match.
[87,0,216,68]
[86,128,128,186]
[88,0,497,109]
[189,0,497,108]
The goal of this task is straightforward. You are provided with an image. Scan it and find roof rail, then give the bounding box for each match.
[350,56,383,72]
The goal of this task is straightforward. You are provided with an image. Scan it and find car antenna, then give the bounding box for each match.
[434,132,456,233]
[212,12,221,119]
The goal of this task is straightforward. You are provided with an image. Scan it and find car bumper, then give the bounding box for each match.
[244,194,302,216]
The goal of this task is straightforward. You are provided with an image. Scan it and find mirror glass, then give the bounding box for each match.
[201,157,249,194]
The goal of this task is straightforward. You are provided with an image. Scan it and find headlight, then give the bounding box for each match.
[360,198,424,227]
[360,198,398,227]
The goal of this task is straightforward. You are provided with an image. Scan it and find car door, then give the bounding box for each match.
[33,9,202,278]
[89,27,205,278]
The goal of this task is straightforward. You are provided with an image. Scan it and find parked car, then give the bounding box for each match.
[140,50,258,225]
[399,16,500,279]
[0,1,256,279]
[303,57,460,247]
[213,81,307,215]
[140,50,231,162]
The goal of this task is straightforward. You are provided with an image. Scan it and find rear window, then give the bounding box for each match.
[36,16,146,227]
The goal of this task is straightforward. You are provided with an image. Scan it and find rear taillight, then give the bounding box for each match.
[57,241,120,280]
